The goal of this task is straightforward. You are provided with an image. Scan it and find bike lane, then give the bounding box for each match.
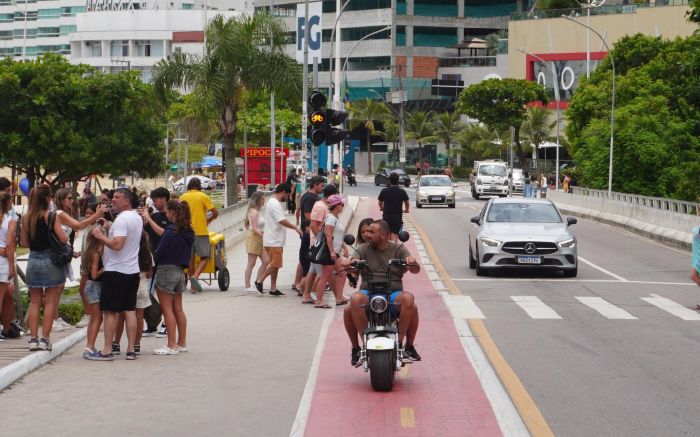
[301,198,504,437]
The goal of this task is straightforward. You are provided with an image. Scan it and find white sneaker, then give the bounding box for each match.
[51,320,67,332]
[75,315,89,328]
[244,286,257,292]
[59,318,73,328]
[155,325,168,338]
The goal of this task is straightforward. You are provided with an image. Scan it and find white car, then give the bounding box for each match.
[415,175,456,208]
[468,198,578,277]
[173,175,218,192]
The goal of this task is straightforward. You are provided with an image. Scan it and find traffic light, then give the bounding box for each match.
[308,91,328,146]
[325,109,349,146]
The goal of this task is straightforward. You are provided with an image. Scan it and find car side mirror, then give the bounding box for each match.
[343,234,356,245]
[470,216,480,225]
[397,230,410,242]
[566,217,577,226]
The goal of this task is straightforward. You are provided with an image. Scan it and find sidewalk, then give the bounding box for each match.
[0,202,358,436]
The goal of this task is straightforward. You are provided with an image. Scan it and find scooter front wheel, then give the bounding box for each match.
[368,350,395,392]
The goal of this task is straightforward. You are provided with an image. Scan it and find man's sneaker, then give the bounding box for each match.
[244,286,257,293]
[83,347,97,359]
[142,327,158,337]
[28,337,39,351]
[269,289,285,296]
[156,325,168,338]
[134,344,141,355]
[75,315,89,328]
[85,350,114,361]
[351,346,361,366]
[254,281,264,295]
[404,344,422,361]
[125,351,137,360]
[4,322,25,338]
[38,338,52,351]
[51,319,66,332]
[111,342,121,355]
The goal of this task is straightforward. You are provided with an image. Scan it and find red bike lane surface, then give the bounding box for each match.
[304,198,502,437]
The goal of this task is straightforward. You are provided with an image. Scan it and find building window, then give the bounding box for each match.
[135,40,151,57]
[0,13,13,23]
[413,27,458,47]
[37,8,61,19]
[341,26,390,42]
[86,41,101,57]
[345,56,390,71]
[0,30,12,41]
[397,0,406,15]
[396,26,406,46]
[61,6,86,17]
[38,27,60,37]
[284,31,296,45]
[464,0,517,18]
[415,0,457,17]
[182,3,193,10]
[110,40,129,57]
[60,25,77,35]
[322,1,336,13]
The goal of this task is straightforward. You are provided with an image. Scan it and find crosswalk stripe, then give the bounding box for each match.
[640,294,700,321]
[511,296,562,319]
[575,297,637,319]
[443,295,486,319]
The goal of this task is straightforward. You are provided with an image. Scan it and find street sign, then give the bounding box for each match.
[296,2,322,64]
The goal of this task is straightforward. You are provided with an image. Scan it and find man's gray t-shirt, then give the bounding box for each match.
[356,241,410,291]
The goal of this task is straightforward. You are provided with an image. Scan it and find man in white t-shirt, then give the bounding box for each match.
[257,183,301,296]
[88,187,144,361]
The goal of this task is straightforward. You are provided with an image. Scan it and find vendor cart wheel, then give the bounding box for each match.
[218,268,230,291]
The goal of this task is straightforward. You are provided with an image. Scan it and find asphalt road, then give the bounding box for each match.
[351,180,700,437]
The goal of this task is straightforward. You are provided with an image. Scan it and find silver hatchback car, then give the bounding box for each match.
[468,198,578,277]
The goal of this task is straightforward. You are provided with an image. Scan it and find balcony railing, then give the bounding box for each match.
[510,0,688,21]
[438,55,496,68]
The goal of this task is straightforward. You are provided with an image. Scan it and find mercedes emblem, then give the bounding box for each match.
[524,242,537,254]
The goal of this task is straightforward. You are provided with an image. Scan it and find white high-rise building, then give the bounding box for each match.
[0,0,252,81]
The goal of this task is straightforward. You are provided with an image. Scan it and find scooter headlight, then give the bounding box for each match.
[369,296,388,313]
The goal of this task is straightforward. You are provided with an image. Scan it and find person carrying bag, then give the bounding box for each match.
[308,224,334,265]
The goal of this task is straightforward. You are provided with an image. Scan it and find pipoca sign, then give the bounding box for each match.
[240,148,290,158]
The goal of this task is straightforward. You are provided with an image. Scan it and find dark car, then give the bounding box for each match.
[374,168,411,187]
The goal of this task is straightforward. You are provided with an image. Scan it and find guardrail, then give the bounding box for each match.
[571,187,698,215]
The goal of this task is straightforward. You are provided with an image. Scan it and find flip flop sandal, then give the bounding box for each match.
[314,303,332,309]
[301,300,315,304]
[336,300,350,306]
[153,346,179,355]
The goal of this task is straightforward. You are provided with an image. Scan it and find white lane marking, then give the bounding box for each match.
[641,294,700,321]
[443,294,486,319]
[452,318,531,437]
[575,297,638,319]
[578,256,629,282]
[511,296,562,319]
[289,306,335,437]
[451,278,695,286]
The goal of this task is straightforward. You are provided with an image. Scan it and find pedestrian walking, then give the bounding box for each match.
[301,184,337,303]
[139,187,171,337]
[257,183,302,296]
[293,176,324,295]
[244,191,269,292]
[81,225,105,358]
[152,200,194,355]
[179,177,219,293]
[286,169,298,214]
[523,170,531,197]
[312,195,349,308]
[132,232,153,355]
[540,173,547,198]
[378,172,409,241]
[0,178,23,340]
[86,187,143,361]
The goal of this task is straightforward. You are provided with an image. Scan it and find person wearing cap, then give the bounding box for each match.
[312,194,349,308]
[301,184,338,303]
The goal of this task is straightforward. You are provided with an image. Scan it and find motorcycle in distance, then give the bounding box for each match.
[342,230,414,392]
[345,166,357,187]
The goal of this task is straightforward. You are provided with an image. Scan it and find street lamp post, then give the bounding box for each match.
[368,87,404,169]
[580,0,606,80]
[564,15,615,197]
[517,48,562,190]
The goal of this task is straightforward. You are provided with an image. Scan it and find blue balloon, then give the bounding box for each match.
[19,178,30,196]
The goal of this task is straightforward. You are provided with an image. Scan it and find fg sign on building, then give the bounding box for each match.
[296,1,322,64]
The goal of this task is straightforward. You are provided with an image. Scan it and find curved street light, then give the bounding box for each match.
[517,48,562,190]
[563,15,615,197]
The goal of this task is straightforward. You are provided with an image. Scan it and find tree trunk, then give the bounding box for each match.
[514,125,528,170]
[366,130,372,173]
[224,132,238,207]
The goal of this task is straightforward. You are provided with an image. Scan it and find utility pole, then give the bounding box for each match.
[269,0,276,188]
[302,0,310,175]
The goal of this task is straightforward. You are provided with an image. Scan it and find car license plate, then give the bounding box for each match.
[490,186,499,190]
[516,256,541,264]
[429,196,442,202]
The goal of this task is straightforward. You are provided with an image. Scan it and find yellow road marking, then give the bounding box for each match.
[409,216,555,437]
[397,364,411,380]
[400,407,416,428]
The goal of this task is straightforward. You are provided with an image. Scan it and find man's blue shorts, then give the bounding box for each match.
[359,289,401,304]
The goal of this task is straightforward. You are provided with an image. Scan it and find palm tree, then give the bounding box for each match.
[349,98,392,173]
[378,120,400,167]
[405,111,438,173]
[457,124,502,161]
[432,111,463,166]
[521,106,556,171]
[152,13,302,205]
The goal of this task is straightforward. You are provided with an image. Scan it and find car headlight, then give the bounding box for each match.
[417,190,425,196]
[481,237,501,247]
[369,296,388,313]
[447,190,454,196]
[558,238,576,248]
[476,178,482,184]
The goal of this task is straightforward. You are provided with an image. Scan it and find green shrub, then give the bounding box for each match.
[378,160,386,170]
[58,302,84,325]
[452,166,471,180]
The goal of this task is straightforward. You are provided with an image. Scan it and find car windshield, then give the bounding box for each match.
[420,177,451,187]
[479,165,507,176]
[389,169,405,175]
[486,203,562,223]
